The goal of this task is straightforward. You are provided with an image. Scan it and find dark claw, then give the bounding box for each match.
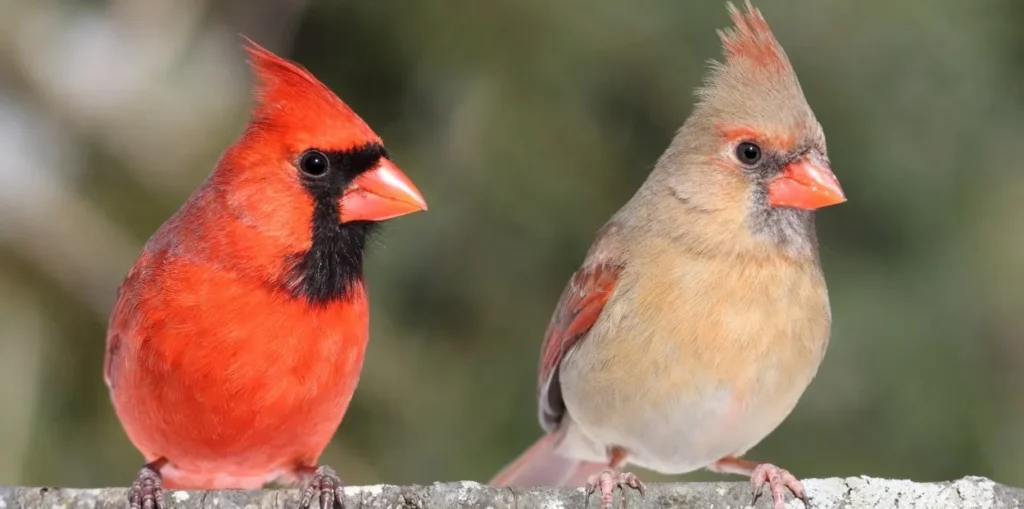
[620,472,645,497]
[128,465,164,509]
[585,470,645,509]
[749,463,808,509]
[299,466,345,509]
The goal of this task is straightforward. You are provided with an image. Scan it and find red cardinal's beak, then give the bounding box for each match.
[339,158,428,222]
[767,151,846,210]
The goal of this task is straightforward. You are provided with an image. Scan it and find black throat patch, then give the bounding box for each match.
[745,150,817,253]
[288,142,389,305]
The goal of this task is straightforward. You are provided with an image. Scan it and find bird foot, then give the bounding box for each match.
[749,463,807,509]
[128,465,165,509]
[299,466,346,509]
[585,469,645,509]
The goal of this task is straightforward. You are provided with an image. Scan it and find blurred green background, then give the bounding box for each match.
[1,0,1023,491]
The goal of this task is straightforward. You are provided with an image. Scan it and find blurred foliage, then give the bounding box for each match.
[1,0,1023,491]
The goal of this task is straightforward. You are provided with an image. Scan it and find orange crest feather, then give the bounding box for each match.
[716,1,792,74]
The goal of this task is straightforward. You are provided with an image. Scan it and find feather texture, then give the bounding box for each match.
[106,40,425,496]
[490,4,842,501]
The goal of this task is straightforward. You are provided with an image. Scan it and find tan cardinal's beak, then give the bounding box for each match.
[339,158,427,222]
[767,151,846,210]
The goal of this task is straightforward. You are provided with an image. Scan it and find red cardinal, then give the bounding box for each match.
[489,3,844,509]
[104,40,426,509]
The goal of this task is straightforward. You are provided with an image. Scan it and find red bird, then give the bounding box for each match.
[104,40,426,509]
[489,3,844,509]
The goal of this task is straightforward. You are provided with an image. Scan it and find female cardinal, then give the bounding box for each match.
[104,40,426,509]
[489,3,845,509]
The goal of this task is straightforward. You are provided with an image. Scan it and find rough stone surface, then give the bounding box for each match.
[0,477,1021,509]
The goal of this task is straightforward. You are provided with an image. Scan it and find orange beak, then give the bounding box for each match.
[767,152,846,210]
[339,158,427,222]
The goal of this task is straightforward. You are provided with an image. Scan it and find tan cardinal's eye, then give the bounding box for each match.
[299,150,329,177]
[735,142,762,166]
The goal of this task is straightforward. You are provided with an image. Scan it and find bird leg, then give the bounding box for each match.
[710,456,807,509]
[128,458,168,509]
[298,465,346,509]
[585,447,645,509]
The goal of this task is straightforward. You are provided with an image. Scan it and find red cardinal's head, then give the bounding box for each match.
[213,40,426,303]
[653,1,844,254]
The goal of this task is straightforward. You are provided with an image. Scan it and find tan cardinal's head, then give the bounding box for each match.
[643,1,844,255]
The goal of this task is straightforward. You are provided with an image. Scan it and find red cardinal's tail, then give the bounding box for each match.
[489,430,606,487]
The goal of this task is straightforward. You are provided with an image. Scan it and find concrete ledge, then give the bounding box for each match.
[1,476,1021,509]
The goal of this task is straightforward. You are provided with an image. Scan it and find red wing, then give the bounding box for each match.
[104,256,148,392]
[103,331,122,390]
[104,285,132,391]
[536,262,621,432]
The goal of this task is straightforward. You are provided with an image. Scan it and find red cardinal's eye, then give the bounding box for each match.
[299,150,329,177]
[735,142,762,166]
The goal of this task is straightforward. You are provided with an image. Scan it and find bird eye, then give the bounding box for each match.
[299,150,329,177]
[735,142,762,166]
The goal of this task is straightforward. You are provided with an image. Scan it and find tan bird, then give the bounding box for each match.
[488,3,845,509]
